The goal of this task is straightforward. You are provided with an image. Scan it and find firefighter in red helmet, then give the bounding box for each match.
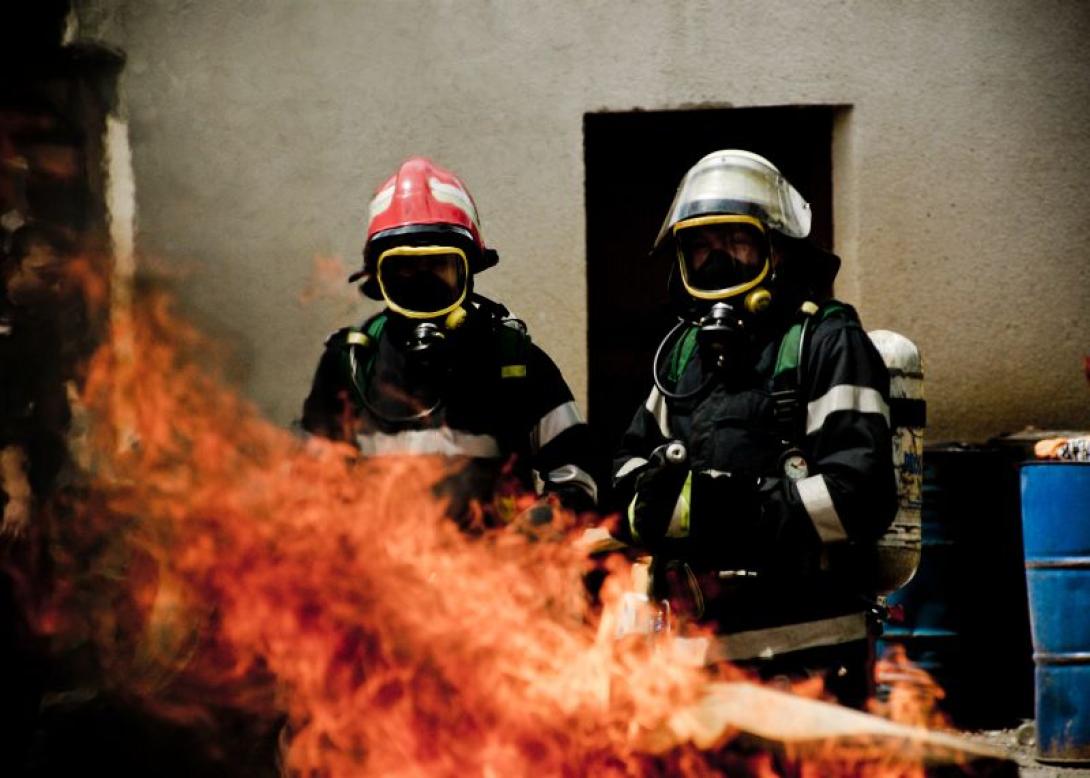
[302,157,597,523]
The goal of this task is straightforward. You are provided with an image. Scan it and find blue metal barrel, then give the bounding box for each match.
[1021,462,1090,764]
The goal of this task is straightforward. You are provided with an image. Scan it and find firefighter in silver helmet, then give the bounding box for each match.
[612,150,895,707]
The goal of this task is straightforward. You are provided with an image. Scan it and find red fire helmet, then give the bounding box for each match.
[351,157,498,298]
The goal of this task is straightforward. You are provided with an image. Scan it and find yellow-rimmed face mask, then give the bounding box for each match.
[376,245,469,319]
[673,215,770,302]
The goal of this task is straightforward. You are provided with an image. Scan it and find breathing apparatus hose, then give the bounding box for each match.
[651,318,716,401]
[349,338,445,424]
[356,386,443,424]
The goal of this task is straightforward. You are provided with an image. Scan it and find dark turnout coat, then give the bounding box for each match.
[613,301,896,662]
[302,301,598,519]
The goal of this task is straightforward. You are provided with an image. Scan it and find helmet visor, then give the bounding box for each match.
[376,246,469,318]
[655,150,811,248]
[674,216,770,300]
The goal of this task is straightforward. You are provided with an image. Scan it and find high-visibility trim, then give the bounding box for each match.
[544,464,598,504]
[702,612,869,663]
[805,384,890,435]
[627,493,641,542]
[664,471,692,538]
[531,400,585,453]
[796,474,848,543]
[614,456,648,481]
[644,387,670,437]
[346,331,370,347]
[367,184,395,221]
[500,364,527,379]
[427,176,480,230]
[356,428,500,458]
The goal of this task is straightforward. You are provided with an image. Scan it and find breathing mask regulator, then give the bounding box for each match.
[353,243,472,422]
[653,215,777,400]
[378,242,471,368]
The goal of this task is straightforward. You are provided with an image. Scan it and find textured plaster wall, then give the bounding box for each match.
[77,0,1090,442]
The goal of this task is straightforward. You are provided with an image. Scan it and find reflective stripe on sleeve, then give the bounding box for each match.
[544,464,598,504]
[614,456,648,481]
[805,384,890,436]
[531,400,585,453]
[664,471,692,538]
[644,387,670,437]
[795,474,848,543]
[356,428,501,458]
[627,494,641,542]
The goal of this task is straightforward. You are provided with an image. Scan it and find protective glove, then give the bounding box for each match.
[628,441,690,547]
[685,469,762,569]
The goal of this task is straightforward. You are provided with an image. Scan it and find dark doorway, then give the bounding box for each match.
[583,105,841,508]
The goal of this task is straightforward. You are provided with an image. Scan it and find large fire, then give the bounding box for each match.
[12,285,992,776]
[34,290,715,776]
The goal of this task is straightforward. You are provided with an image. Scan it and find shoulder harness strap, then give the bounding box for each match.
[332,312,388,403]
[771,300,854,444]
[666,325,700,386]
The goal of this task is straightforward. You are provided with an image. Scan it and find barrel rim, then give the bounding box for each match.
[1034,651,1090,665]
[1025,557,1090,569]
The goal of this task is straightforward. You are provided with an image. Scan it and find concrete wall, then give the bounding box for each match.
[77,0,1090,442]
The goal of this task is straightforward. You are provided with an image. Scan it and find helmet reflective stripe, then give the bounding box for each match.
[368,184,395,223]
[427,177,480,230]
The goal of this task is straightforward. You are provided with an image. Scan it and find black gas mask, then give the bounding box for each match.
[374,244,472,378]
[652,221,778,400]
[673,220,774,328]
[688,249,755,293]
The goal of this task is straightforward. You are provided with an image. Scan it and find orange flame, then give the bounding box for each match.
[40,289,718,776]
[871,644,950,731]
